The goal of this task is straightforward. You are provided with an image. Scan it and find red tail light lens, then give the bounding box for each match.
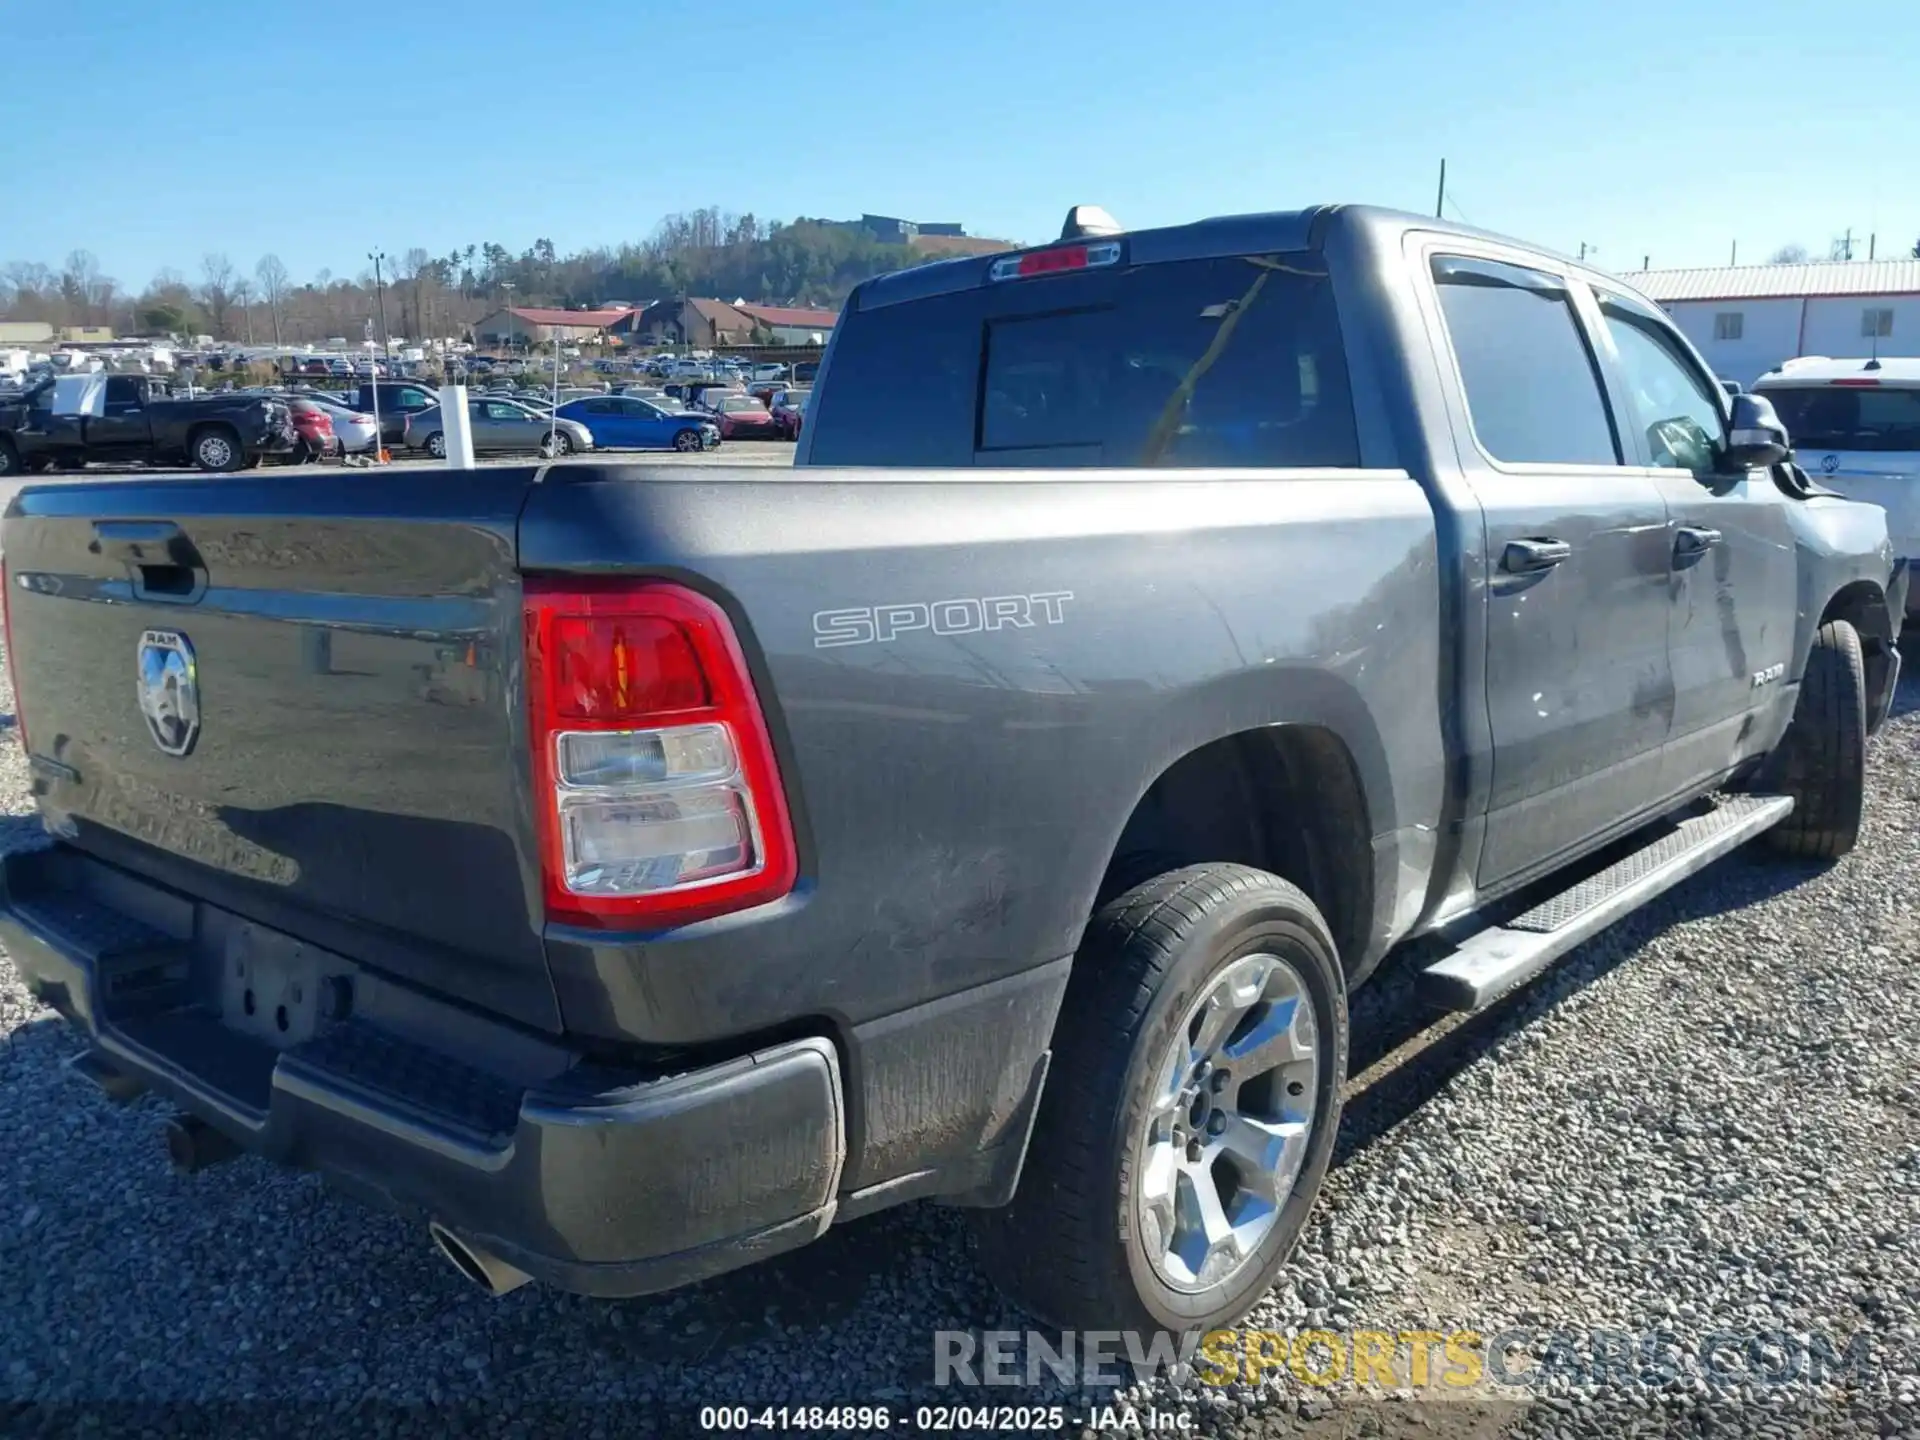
[523,578,797,929]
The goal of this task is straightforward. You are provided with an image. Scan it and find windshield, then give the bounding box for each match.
[1760,384,1920,454]
[807,252,1357,467]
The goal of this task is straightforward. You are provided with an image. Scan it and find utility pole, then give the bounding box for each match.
[500,280,515,352]
[1578,242,1597,263]
[1435,158,1447,219]
[1730,240,1738,266]
[368,249,392,364]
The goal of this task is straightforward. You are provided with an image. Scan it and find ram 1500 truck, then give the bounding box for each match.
[0,373,297,475]
[0,206,1904,1335]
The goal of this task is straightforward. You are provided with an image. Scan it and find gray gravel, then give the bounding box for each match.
[3,629,1916,1437]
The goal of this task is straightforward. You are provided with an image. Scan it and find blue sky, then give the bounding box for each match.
[5,0,1917,289]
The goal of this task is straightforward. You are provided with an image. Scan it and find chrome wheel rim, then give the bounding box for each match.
[428,433,445,457]
[198,435,232,467]
[1135,951,1319,1293]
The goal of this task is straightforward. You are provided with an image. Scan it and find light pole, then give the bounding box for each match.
[368,249,392,367]
[499,281,515,354]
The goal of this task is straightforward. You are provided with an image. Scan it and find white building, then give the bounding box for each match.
[1617,258,1920,387]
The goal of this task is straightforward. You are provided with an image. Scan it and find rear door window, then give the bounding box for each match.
[808,253,1358,468]
[1431,256,1620,467]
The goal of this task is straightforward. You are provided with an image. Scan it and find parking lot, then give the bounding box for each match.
[0,593,1914,1435]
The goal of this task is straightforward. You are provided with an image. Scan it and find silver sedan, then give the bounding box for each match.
[402,398,593,459]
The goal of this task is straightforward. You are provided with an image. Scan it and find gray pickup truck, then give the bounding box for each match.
[0,205,1904,1336]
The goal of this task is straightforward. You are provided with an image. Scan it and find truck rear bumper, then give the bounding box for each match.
[0,843,845,1298]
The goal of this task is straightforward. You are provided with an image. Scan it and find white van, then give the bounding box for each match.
[1754,355,1920,619]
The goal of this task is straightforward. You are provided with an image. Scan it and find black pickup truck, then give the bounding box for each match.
[0,205,1903,1336]
[0,373,296,475]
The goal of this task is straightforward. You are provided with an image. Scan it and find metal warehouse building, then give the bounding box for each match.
[1618,259,1920,386]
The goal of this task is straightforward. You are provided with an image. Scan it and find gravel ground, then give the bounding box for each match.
[1,631,1915,1438]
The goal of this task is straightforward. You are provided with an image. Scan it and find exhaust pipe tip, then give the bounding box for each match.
[429,1222,532,1297]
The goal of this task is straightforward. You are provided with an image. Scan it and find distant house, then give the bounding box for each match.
[0,321,55,345]
[633,298,756,347]
[472,305,634,346]
[733,303,839,345]
[1617,258,1920,386]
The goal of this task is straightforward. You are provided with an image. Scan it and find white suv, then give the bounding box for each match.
[1754,355,1920,620]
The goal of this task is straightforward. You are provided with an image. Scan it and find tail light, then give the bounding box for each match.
[2,557,26,756]
[522,578,797,929]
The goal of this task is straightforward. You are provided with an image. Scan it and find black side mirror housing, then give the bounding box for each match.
[1723,392,1791,470]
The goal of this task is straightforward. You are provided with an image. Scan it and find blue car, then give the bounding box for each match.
[553,395,720,452]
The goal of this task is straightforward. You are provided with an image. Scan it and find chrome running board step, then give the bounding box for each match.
[1419,794,1794,1013]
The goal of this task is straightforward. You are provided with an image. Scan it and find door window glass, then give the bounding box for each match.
[1598,295,1725,473]
[1431,256,1620,466]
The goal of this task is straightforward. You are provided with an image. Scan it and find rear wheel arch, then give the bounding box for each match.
[1095,722,1377,984]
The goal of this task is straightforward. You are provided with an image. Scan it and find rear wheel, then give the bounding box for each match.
[1764,619,1867,859]
[970,863,1346,1333]
[190,426,243,473]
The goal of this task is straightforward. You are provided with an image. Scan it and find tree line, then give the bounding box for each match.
[0,208,979,345]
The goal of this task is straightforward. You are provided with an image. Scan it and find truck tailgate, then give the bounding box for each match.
[1,469,559,1030]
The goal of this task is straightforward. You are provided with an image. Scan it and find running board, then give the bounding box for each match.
[1419,795,1794,1013]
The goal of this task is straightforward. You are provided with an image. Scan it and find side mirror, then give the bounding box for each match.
[1723,392,1790,470]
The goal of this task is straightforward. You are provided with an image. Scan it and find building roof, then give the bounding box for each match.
[734,302,839,329]
[499,305,635,328]
[639,297,756,332]
[1617,259,1920,304]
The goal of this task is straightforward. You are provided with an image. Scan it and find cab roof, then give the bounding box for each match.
[1754,355,1920,387]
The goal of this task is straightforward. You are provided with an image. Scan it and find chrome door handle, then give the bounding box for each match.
[1674,526,1722,560]
[1501,538,1573,573]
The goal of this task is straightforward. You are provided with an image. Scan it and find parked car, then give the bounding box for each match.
[708,393,779,440]
[296,395,379,455]
[0,372,297,473]
[1751,356,1920,620]
[770,388,808,440]
[0,205,1902,1343]
[553,395,721,451]
[402,396,592,458]
[340,380,441,444]
[284,398,339,461]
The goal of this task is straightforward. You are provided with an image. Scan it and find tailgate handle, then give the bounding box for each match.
[91,520,208,604]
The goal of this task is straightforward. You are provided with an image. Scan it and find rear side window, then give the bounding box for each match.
[1758,385,1920,454]
[808,254,1358,468]
[1432,256,1619,467]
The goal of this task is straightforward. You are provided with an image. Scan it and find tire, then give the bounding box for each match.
[426,431,446,460]
[673,428,701,452]
[0,440,21,477]
[539,431,573,458]
[1764,619,1867,859]
[190,426,243,473]
[970,863,1347,1333]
